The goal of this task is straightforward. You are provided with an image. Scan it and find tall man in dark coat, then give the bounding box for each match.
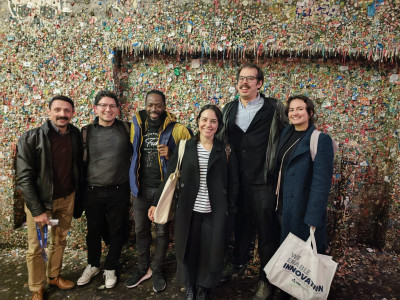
[219,63,288,300]
[17,95,83,300]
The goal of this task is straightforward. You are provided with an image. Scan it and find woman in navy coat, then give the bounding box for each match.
[275,95,334,254]
[149,104,239,300]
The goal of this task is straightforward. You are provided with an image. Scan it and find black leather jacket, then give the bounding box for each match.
[16,120,83,217]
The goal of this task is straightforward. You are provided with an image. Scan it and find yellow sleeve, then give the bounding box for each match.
[171,123,191,143]
[130,122,135,143]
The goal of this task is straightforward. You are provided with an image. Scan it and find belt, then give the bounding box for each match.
[88,182,128,190]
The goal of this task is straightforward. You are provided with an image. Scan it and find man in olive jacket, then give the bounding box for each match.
[218,63,288,300]
[17,95,83,300]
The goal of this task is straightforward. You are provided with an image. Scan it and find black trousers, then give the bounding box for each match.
[85,182,130,270]
[178,212,220,289]
[234,180,279,281]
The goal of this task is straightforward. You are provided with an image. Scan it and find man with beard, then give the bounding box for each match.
[76,91,132,289]
[17,95,83,300]
[125,90,191,293]
[218,63,288,300]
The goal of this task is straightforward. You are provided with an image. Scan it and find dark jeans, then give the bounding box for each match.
[133,186,169,273]
[234,180,279,282]
[85,182,130,270]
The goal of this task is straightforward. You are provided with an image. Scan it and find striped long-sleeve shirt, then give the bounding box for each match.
[193,142,212,213]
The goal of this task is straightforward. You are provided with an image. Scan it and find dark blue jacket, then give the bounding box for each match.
[277,124,334,252]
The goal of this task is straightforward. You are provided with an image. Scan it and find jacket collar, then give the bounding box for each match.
[246,93,271,131]
[186,137,225,171]
[278,124,316,161]
[136,110,177,131]
[42,119,72,135]
[230,93,270,132]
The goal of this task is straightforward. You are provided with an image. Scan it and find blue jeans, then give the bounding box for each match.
[85,182,130,270]
[133,186,170,273]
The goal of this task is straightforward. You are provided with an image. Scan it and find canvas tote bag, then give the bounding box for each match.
[265,227,337,300]
[153,140,186,224]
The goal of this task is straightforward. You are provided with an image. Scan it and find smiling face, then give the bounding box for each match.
[48,99,75,132]
[198,109,219,140]
[236,67,263,102]
[145,93,166,120]
[288,98,312,131]
[94,96,119,126]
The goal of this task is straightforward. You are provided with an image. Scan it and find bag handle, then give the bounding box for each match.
[175,140,187,172]
[306,227,318,255]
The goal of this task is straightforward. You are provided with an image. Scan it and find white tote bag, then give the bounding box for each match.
[153,140,186,224]
[265,228,337,300]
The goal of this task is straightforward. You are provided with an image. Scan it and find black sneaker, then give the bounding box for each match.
[152,270,166,293]
[124,268,152,288]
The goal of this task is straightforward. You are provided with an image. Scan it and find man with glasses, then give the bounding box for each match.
[17,95,83,300]
[219,63,288,300]
[77,90,132,289]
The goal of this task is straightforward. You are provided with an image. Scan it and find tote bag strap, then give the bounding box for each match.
[175,140,187,172]
[306,227,318,255]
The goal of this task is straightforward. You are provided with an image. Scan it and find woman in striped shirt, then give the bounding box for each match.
[150,104,239,300]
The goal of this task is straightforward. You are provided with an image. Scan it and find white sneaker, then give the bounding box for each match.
[104,270,117,289]
[77,264,100,286]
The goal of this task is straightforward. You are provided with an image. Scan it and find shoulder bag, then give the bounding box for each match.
[153,140,186,224]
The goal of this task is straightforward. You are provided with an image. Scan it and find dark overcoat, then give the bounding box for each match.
[277,124,334,253]
[154,136,239,273]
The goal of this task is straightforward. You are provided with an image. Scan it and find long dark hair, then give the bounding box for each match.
[285,94,317,125]
[194,104,223,141]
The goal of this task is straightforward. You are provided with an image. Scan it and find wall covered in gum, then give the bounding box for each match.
[0,0,399,252]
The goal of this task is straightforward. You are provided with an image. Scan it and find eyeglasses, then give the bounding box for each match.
[238,76,257,82]
[97,103,118,109]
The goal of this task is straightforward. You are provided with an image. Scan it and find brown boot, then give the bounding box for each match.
[47,276,75,290]
[31,287,45,300]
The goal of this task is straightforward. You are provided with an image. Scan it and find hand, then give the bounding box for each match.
[148,206,156,221]
[33,213,50,227]
[157,144,170,160]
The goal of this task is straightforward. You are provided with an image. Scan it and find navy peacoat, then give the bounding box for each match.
[277,124,334,253]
